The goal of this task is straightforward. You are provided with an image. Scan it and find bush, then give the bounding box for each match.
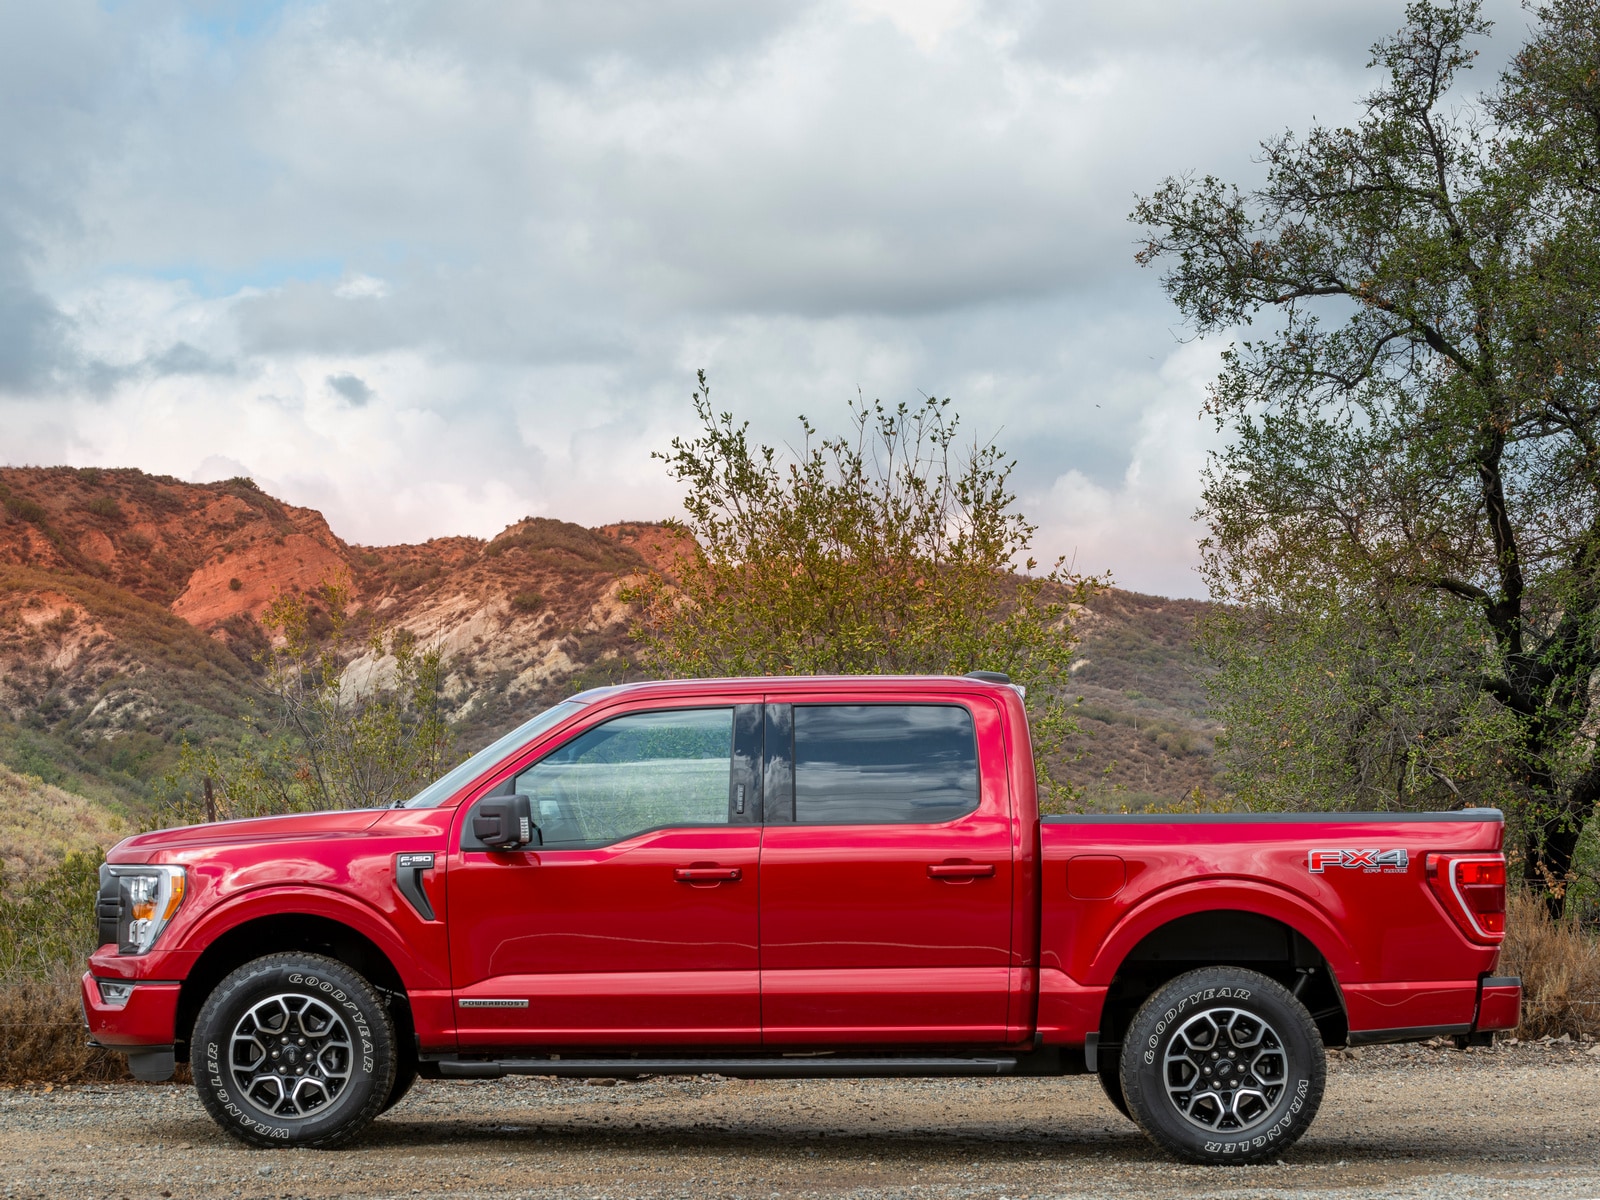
[0,971,130,1084]
[1501,888,1600,1039]
[84,496,122,521]
[3,495,46,525]
[0,851,102,977]
[509,590,544,614]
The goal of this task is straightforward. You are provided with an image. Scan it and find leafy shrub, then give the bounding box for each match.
[3,494,46,524]
[510,590,545,614]
[84,496,122,521]
[228,578,243,591]
[0,851,102,979]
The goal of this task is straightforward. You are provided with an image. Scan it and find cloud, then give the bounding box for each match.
[1031,339,1229,598]
[325,372,374,406]
[0,0,1534,594]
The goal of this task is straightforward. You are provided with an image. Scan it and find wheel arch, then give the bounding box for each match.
[174,908,412,1064]
[1092,893,1352,1048]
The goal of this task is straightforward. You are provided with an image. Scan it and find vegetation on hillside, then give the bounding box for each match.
[0,764,126,884]
[163,582,454,820]
[1135,0,1600,913]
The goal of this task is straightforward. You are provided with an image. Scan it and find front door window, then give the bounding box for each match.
[514,707,735,847]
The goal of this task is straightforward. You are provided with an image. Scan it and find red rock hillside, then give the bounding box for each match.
[0,466,1219,811]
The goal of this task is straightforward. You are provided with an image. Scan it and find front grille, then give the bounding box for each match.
[96,866,121,948]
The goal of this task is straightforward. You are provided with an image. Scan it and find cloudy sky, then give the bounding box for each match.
[0,0,1526,597]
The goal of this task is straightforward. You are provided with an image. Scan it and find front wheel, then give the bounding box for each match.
[1120,966,1325,1164]
[192,953,397,1148]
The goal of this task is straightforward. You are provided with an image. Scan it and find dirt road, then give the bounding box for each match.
[3,1041,1597,1199]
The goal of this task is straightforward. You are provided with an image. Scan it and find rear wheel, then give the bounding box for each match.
[1119,966,1325,1164]
[193,953,396,1148]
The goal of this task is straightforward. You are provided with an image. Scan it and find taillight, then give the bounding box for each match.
[1426,854,1506,943]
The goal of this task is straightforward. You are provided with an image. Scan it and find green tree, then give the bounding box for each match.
[165,580,453,819]
[1133,0,1600,910]
[627,372,1102,808]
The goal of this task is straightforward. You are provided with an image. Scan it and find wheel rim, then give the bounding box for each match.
[228,992,354,1120]
[1161,1006,1287,1133]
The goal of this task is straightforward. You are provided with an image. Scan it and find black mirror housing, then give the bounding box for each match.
[473,795,536,848]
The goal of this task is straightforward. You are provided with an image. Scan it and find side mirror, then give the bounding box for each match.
[473,795,538,848]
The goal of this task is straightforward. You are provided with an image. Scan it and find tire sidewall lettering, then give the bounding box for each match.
[1144,987,1253,1065]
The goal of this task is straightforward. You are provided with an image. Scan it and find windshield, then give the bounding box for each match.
[399,699,588,808]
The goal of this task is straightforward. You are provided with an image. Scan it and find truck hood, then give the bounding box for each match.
[107,808,387,862]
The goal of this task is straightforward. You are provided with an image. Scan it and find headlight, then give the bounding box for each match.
[97,865,186,954]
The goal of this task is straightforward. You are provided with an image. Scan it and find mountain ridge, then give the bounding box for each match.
[0,465,1221,817]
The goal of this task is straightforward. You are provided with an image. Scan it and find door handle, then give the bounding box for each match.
[673,866,742,883]
[927,862,995,880]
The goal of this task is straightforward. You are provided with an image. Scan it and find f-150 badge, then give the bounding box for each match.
[1307,848,1410,874]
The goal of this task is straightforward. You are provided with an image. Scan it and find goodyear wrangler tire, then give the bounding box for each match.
[1120,967,1325,1164]
[193,953,396,1148]
[1097,1059,1131,1119]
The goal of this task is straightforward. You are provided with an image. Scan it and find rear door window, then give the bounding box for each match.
[790,704,979,825]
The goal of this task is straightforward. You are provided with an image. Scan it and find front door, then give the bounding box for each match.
[449,701,763,1048]
[758,696,1015,1044]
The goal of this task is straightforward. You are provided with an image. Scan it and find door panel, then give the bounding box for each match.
[450,827,760,1046]
[758,696,1014,1044]
[449,702,763,1048]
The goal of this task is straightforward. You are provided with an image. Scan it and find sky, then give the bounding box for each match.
[0,0,1528,597]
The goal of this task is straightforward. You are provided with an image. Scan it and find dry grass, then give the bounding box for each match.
[0,971,129,1085]
[0,763,126,885]
[1499,888,1600,1039]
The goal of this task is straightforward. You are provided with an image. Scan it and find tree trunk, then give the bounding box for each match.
[1522,763,1600,920]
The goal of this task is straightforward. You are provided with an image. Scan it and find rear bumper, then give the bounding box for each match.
[1473,975,1522,1033]
[1344,974,1521,1044]
[80,972,180,1050]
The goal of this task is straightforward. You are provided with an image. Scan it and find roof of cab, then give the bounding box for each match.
[568,674,1021,705]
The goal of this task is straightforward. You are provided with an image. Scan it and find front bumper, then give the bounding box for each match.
[80,971,180,1058]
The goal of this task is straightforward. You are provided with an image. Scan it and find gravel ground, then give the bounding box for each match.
[2,1041,1597,1199]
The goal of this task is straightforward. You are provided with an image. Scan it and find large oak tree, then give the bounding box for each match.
[1135,1,1600,910]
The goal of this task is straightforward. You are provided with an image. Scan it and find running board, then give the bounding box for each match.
[436,1055,1020,1080]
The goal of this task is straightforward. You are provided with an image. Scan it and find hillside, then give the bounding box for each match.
[0,466,1221,816]
[1066,589,1222,809]
[0,764,128,884]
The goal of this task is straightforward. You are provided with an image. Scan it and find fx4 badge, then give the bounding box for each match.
[1307,848,1410,874]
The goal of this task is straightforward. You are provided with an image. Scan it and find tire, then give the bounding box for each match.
[1097,1060,1130,1119]
[1119,966,1325,1164]
[380,1048,418,1114]
[193,953,397,1148]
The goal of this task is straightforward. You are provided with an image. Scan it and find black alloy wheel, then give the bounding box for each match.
[1119,966,1326,1163]
[192,953,397,1148]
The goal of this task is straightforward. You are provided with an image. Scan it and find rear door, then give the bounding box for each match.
[757,694,1014,1044]
[449,700,764,1048]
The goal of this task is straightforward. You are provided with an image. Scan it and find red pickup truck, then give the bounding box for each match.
[84,675,1519,1163]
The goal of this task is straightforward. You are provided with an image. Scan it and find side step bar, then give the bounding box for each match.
[436,1055,1020,1080]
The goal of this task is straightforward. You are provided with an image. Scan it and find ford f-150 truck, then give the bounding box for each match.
[84,675,1520,1163]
